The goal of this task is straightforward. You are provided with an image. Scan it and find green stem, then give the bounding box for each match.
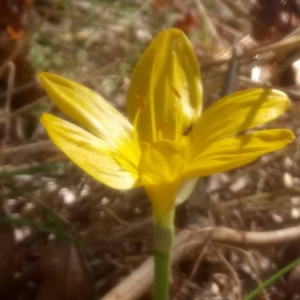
[153,208,175,300]
[154,251,171,300]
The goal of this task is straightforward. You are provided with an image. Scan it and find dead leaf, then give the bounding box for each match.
[36,242,95,300]
[0,0,30,40]
[174,11,201,34]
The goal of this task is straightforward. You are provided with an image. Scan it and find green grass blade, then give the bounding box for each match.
[244,256,300,300]
[0,162,66,178]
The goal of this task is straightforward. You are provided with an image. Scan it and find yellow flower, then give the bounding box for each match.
[40,29,294,224]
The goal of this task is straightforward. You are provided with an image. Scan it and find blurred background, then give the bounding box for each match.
[1,0,300,299]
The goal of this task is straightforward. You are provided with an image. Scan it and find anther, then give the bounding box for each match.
[157,120,168,131]
[135,95,145,111]
[171,85,181,99]
[140,142,151,149]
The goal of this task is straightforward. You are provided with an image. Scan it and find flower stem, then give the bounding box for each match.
[153,208,175,300]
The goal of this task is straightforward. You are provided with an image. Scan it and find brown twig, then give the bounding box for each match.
[212,245,242,300]
[201,35,300,69]
[214,243,271,300]
[3,62,15,142]
[0,81,37,101]
[174,230,212,299]
[101,225,300,300]
[219,0,267,31]
[194,0,227,47]
[2,140,54,155]
[0,96,48,124]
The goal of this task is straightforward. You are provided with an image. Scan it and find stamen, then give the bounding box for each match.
[132,101,142,144]
[171,85,181,99]
[135,95,145,111]
[157,120,168,131]
[173,104,180,142]
[157,120,168,140]
[149,94,157,142]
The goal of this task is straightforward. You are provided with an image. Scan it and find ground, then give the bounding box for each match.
[1,0,300,299]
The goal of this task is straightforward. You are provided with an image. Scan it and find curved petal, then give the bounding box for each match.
[41,113,139,190]
[126,28,202,144]
[175,178,198,206]
[138,140,186,222]
[39,73,140,164]
[184,129,294,178]
[191,89,289,156]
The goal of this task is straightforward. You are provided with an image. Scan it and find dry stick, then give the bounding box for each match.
[219,0,267,31]
[201,35,300,69]
[214,243,271,300]
[113,217,152,239]
[24,192,71,226]
[221,192,272,209]
[0,81,37,101]
[174,231,212,299]
[236,23,300,89]
[210,17,243,39]
[131,0,154,19]
[187,233,212,280]
[0,62,16,165]
[3,62,16,141]
[0,96,48,124]
[194,0,226,47]
[101,225,300,300]
[2,140,54,155]
[212,245,242,300]
[101,205,130,226]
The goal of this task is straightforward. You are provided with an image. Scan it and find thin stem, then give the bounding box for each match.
[154,251,171,300]
[153,208,175,300]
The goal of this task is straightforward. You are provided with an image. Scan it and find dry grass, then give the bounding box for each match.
[1,0,300,299]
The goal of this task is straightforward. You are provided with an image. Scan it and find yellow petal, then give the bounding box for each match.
[41,113,139,190]
[138,140,186,222]
[39,72,140,166]
[126,28,202,143]
[184,129,294,178]
[191,89,289,155]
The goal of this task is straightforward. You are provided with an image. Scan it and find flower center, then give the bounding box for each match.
[132,84,193,146]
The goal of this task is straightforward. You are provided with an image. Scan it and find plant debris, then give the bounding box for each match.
[1,1,300,299]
